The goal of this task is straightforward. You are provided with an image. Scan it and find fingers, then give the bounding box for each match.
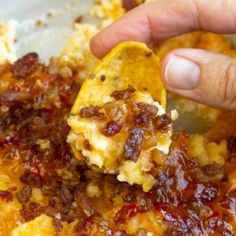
[161,49,236,110]
[90,0,236,58]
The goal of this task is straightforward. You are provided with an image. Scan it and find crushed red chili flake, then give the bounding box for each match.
[123,128,144,162]
[11,52,40,79]
[111,86,135,100]
[101,119,123,137]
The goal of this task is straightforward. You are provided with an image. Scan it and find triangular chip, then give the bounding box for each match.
[67,42,171,192]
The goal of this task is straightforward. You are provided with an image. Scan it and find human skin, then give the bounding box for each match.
[90,0,236,110]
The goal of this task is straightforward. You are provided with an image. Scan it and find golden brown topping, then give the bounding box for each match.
[123,128,144,162]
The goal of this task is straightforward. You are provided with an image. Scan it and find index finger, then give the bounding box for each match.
[90,0,236,58]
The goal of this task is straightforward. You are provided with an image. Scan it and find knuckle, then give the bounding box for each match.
[222,60,236,109]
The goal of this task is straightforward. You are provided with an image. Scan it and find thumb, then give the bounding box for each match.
[161,49,236,110]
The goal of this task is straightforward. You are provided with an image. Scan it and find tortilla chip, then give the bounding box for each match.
[67,42,169,192]
[71,41,166,114]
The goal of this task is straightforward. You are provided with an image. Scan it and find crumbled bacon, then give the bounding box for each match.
[134,113,150,127]
[111,86,135,100]
[101,119,123,137]
[79,106,104,120]
[52,217,63,233]
[0,190,13,202]
[137,103,158,117]
[123,128,144,162]
[16,185,32,204]
[11,53,40,78]
[0,52,235,235]
[154,114,172,132]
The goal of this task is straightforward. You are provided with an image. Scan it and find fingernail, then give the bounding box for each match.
[164,56,200,90]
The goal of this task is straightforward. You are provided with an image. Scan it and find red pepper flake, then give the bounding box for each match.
[101,119,123,137]
[111,86,135,100]
[123,128,144,162]
[11,52,39,79]
[115,204,138,222]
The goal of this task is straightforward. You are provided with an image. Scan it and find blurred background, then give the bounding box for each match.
[0,0,95,62]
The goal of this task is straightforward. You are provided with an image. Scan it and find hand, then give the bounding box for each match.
[90,0,236,110]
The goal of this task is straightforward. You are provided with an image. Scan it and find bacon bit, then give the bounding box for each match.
[20,202,43,221]
[115,204,138,222]
[0,190,13,202]
[11,52,39,78]
[74,15,83,24]
[134,113,150,127]
[101,119,123,137]
[122,0,139,11]
[123,128,144,162]
[79,106,104,120]
[154,114,172,132]
[100,75,106,82]
[146,51,153,57]
[60,185,74,205]
[16,185,32,204]
[83,140,92,151]
[228,136,236,159]
[137,103,158,116]
[52,217,63,233]
[111,86,135,100]
[20,171,43,187]
[195,184,218,202]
